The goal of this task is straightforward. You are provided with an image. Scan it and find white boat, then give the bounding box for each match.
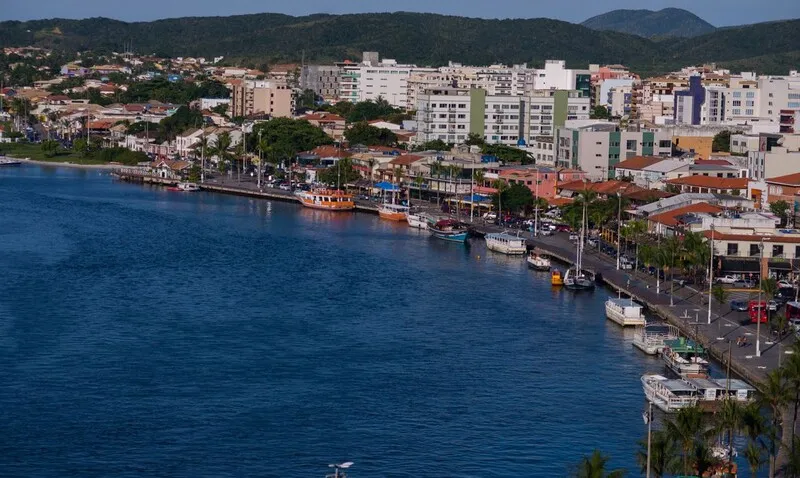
[605,296,646,327]
[407,212,429,229]
[633,322,680,355]
[378,202,409,221]
[642,373,700,413]
[0,158,22,166]
[564,195,594,290]
[661,338,710,377]
[169,182,200,192]
[526,252,551,271]
[485,232,527,255]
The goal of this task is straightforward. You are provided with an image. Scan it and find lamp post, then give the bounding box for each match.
[756,238,764,357]
[534,168,540,236]
[707,223,715,325]
[644,400,652,478]
[616,192,622,270]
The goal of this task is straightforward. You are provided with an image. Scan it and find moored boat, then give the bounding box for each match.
[641,373,699,413]
[551,269,564,286]
[605,296,646,327]
[633,322,680,355]
[168,182,200,192]
[0,158,22,166]
[527,252,551,271]
[429,219,469,243]
[485,232,526,255]
[378,203,409,221]
[661,338,709,377]
[564,268,595,290]
[296,189,355,211]
[407,211,430,229]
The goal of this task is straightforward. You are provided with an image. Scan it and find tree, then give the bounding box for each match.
[492,179,509,219]
[343,98,399,123]
[664,405,709,476]
[711,285,729,307]
[758,369,790,477]
[574,450,626,478]
[414,173,424,200]
[713,398,741,466]
[465,133,485,146]
[481,143,534,164]
[712,130,738,153]
[473,169,486,190]
[498,182,533,214]
[210,104,229,116]
[72,138,90,157]
[415,139,449,151]
[770,200,791,228]
[211,132,233,174]
[762,277,779,325]
[590,105,610,119]
[622,219,647,277]
[297,89,319,109]
[187,165,201,182]
[344,122,397,146]
[636,431,679,478]
[783,342,800,459]
[40,140,59,158]
[317,157,361,188]
[250,117,333,156]
[744,441,765,477]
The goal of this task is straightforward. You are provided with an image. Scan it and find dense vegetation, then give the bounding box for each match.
[581,8,716,38]
[1,13,798,74]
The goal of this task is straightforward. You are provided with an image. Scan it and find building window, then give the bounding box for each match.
[750,244,760,256]
[773,245,784,257]
[727,243,739,256]
[795,245,800,259]
[733,92,741,98]
[626,140,637,150]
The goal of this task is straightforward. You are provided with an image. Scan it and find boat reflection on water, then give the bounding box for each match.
[297,205,356,227]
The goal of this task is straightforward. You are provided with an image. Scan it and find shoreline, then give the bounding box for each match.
[12,157,123,170]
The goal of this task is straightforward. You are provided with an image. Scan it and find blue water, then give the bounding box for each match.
[1,166,671,476]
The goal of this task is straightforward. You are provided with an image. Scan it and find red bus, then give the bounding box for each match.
[748,301,768,323]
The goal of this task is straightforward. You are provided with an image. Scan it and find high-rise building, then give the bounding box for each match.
[231,80,295,118]
[299,65,341,102]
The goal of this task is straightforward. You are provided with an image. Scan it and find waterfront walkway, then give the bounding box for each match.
[472,222,795,387]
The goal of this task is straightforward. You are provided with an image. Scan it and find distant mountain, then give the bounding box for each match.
[581,8,716,38]
[0,12,797,74]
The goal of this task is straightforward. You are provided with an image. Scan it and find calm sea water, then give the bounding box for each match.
[1,166,691,476]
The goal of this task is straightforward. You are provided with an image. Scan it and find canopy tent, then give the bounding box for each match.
[374,181,401,191]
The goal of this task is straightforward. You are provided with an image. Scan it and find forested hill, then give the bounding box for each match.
[581,8,716,38]
[0,12,798,74]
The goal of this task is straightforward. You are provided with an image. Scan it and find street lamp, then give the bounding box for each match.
[616,191,622,270]
[756,238,764,357]
[707,223,714,325]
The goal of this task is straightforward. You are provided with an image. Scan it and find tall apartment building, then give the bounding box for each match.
[299,65,341,102]
[555,121,672,180]
[231,80,295,118]
[414,87,589,147]
[757,72,800,122]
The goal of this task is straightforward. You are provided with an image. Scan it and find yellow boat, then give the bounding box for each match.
[551,269,564,286]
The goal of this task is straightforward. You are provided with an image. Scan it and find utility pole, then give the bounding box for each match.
[707,224,714,325]
[257,130,262,189]
[534,168,539,236]
[200,134,205,183]
[616,192,622,270]
[644,401,652,478]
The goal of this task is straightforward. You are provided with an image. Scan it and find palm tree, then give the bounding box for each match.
[367,157,376,191]
[745,441,765,478]
[762,277,779,326]
[492,179,508,222]
[659,238,681,303]
[712,285,729,308]
[713,397,741,465]
[257,136,272,187]
[622,219,647,278]
[691,441,721,478]
[575,450,626,478]
[473,169,485,190]
[636,430,679,478]
[211,132,233,174]
[637,244,655,278]
[783,342,800,456]
[414,173,424,200]
[664,405,709,476]
[759,369,791,477]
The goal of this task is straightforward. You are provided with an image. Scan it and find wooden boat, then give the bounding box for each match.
[485,232,526,255]
[527,252,551,271]
[429,219,469,243]
[633,322,680,355]
[661,338,709,377]
[551,269,564,286]
[296,189,355,211]
[605,296,646,327]
[378,203,409,221]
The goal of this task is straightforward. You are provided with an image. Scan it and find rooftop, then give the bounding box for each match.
[765,172,800,186]
[665,176,748,190]
[614,156,665,171]
[648,202,723,227]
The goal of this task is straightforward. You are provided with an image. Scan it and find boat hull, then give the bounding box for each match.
[299,198,355,211]
[407,215,429,229]
[430,230,469,243]
[605,302,646,327]
[379,211,408,221]
[527,257,551,271]
[486,242,526,255]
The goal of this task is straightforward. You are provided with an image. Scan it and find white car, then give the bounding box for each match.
[568,233,579,241]
[716,275,738,284]
[483,212,497,221]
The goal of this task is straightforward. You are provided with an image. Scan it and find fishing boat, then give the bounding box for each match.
[551,269,564,286]
[407,211,429,229]
[429,219,469,243]
[605,294,646,327]
[485,232,526,255]
[168,182,200,192]
[641,373,700,413]
[633,322,680,355]
[296,189,355,211]
[0,158,22,166]
[378,203,409,221]
[661,338,710,377]
[527,252,551,271]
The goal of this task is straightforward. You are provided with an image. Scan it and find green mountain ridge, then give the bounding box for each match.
[0,12,798,75]
[581,8,716,38]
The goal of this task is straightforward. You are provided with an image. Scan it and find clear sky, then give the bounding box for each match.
[2,0,799,26]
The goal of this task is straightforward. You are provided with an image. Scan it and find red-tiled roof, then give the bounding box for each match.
[558,179,642,196]
[614,156,666,171]
[701,230,800,244]
[548,197,574,207]
[648,202,723,227]
[765,172,800,186]
[665,176,748,189]
[301,112,345,122]
[310,145,349,158]
[389,154,424,166]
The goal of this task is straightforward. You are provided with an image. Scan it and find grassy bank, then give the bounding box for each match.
[0,142,109,165]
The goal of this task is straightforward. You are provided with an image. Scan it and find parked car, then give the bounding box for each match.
[556,224,571,232]
[777,280,794,289]
[733,279,756,289]
[716,275,738,284]
[538,228,553,236]
[730,300,749,312]
[587,238,599,248]
[768,300,779,312]
[568,233,579,241]
[278,183,291,191]
[483,212,497,221]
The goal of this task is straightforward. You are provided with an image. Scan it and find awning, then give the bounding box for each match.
[374,181,400,191]
[719,258,760,274]
[768,260,792,271]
